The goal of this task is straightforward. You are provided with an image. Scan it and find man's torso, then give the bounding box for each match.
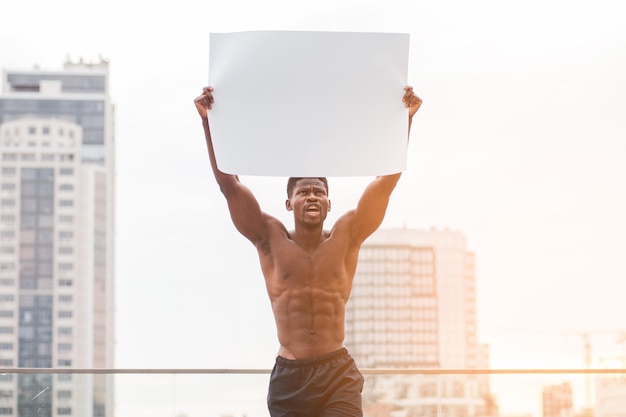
[258,212,360,359]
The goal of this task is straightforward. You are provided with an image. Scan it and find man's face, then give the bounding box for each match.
[285,178,331,225]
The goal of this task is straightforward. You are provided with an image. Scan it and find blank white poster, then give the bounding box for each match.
[208,31,410,177]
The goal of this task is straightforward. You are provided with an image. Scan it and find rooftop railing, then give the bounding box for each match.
[2,367,625,417]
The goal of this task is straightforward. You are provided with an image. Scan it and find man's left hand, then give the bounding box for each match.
[403,86,422,118]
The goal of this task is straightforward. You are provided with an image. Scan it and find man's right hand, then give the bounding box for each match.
[194,86,214,119]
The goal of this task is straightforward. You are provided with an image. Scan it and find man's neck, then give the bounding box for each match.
[291,223,326,252]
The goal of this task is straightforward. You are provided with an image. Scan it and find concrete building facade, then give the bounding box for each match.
[543,383,574,417]
[346,227,489,417]
[0,58,114,417]
[595,377,626,417]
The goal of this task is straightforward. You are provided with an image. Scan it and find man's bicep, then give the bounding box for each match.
[351,174,401,243]
[223,184,269,244]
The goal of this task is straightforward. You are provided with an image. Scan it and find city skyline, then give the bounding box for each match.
[2,0,625,415]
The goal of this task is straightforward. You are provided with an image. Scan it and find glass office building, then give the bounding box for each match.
[346,243,439,368]
[0,58,115,417]
[346,228,490,417]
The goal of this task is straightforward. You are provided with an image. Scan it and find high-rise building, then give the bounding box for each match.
[543,383,574,417]
[346,243,438,368]
[346,227,489,416]
[0,58,115,417]
[595,377,626,417]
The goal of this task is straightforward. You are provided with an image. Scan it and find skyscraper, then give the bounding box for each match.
[346,243,439,368]
[346,227,489,416]
[0,58,115,417]
[543,382,574,417]
[595,376,626,417]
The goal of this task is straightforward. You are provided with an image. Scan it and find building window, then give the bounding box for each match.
[57,390,72,399]
[0,327,13,334]
[58,343,72,353]
[0,247,14,254]
[59,183,74,191]
[2,154,16,161]
[0,390,12,398]
[22,198,37,211]
[58,311,72,319]
[58,327,72,337]
[0,215,14,222]
[0,311,14,318]
[57,343,72,353]
[0,231,14,240]
[59,247,73,255]
[0,343,13,350]
[57,359,72,367]
[21,153,35,161]
[57,407,72,415]
[0,407,13,415]
[28,126,36,134]
[0,359,12,366]
[0,263,14,271]
[58,295,72,303]
[42,154,55,161]
[58,263,73,271]
[57,374,71,382]
[59,279,73,287]
[59,199,73,207]
[59,215,73,223]
[59,168,73,176]
[1,168,15,176]
[42,126,50,135]
[0,279,14,286]
[0,183,14,191]
[0,295,13,302]
[0,199,15,207]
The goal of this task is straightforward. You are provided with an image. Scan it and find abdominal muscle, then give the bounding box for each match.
[271,285,347,359]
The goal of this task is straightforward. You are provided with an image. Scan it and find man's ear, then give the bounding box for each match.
[285,199,292,211]
[328,199,331,211]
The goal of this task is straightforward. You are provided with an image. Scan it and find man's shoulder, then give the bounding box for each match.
[330,209,376,248]
[253,214,288,255]
[262,213,290,236]
[328,210,359,245]
[332,209,357,230]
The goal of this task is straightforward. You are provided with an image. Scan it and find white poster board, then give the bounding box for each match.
[208,31,410,177]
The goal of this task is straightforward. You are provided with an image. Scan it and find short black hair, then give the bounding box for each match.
[286,177,329,198]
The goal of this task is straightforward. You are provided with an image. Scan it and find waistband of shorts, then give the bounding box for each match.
[275,347,349,368]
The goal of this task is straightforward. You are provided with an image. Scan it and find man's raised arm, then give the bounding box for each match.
[349,86,423,244]
[194,87,269,245]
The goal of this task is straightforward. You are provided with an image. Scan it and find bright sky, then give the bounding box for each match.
[3,0,626,415]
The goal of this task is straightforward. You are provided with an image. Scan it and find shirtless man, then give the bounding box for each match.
[194,86,422,417]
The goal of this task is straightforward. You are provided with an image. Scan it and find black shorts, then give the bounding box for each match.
[267,347,364,417]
